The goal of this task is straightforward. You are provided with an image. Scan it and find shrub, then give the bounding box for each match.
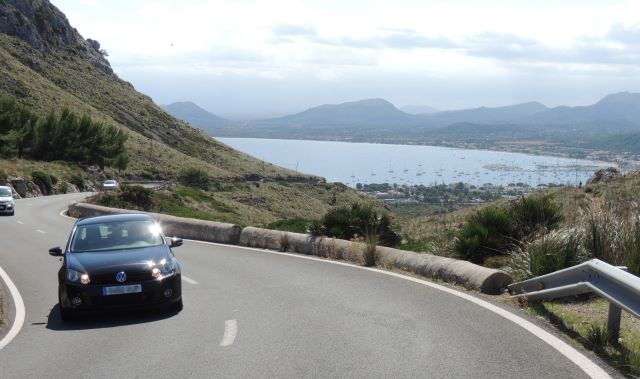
[510,195,562,237]
[31,170,53,195]
[455,206,514,264]
[317,203,401,247]
[0,169,7,184]
[363,232,378,267]
[308,219,325,236]
[118,185,154,211]
[178,167,210,190]
[59,182,69,194]
[68,174,84,190]
[582,200,640,275]
[266,218,311,233]
[507,229,588,280]
[586,324,614,351]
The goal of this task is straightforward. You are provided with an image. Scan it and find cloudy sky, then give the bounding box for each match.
[52,0,640,118]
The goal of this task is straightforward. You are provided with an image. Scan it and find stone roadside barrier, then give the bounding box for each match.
[68,202,512,294]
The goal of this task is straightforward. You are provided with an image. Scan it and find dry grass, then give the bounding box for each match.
[527,298,640,375]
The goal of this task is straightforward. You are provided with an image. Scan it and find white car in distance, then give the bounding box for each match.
[102,180,119,191]
[0,186,16,216]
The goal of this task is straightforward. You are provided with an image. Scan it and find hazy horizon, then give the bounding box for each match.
[52,0,640,119]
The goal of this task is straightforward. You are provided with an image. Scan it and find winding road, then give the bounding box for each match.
[0,193,614,378]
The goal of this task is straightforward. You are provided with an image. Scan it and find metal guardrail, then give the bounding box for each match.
[509,259,640,340]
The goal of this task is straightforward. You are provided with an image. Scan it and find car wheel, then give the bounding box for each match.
[169,298,183,312]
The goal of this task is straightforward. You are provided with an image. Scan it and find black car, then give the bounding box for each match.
[49,213,183,321]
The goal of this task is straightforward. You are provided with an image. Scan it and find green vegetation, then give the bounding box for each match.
[265,218,312,233]
[178,167,210,190]
[510,194,562,236]
[310,203,401,247]
[508,229,586,281]
[31,170,54,195]
[0,96,127,168]
[528,299,640,376]
[449,194,563,265]
[97,185,155,211]
[455,206,514,264]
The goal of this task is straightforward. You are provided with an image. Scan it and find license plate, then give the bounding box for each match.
[103,284,142,296]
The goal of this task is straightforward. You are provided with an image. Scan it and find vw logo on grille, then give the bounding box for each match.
[115,271,127,283]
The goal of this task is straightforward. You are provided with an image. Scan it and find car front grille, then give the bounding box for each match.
[90,271,153,285]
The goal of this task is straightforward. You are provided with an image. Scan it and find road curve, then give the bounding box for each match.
[0,194,613,378]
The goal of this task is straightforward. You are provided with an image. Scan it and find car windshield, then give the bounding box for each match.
[0,188,11,197]
[70,220,164,252]
[104,180,116,185]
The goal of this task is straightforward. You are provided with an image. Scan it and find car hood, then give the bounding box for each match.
[66,245,172,275]
[0,196,13,202]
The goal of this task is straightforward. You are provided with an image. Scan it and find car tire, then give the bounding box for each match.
[169,298,183,312]
[59,306,77,322]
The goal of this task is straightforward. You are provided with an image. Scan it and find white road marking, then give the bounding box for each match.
[16,221,24,225]
[182,275,198,285]
[220,319,237,347]
[36,229,46,234]
[0,265,26,350]
[189,239,610,378]
[59,209,76,220]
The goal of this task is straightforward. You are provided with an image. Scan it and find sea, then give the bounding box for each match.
[217,137,612,187]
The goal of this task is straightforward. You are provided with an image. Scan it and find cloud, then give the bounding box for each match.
[606,23,640,46]
[463,29,640,66]
[271,24,317,37]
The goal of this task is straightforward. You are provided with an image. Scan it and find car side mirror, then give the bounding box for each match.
[169,237,183,248]
[49,247,63,256]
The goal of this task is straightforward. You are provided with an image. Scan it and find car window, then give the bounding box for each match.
[0,188,11,197]
[71,220,164,252]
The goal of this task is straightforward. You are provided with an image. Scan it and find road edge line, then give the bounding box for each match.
[0,265,26,350]
[188,239,611,379]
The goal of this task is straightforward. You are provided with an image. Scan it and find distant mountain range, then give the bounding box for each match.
[400,104,439,115]
[160,101,235,135]
[162,92,640,153]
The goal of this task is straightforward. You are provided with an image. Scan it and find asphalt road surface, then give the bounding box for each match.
[0,194,612,378]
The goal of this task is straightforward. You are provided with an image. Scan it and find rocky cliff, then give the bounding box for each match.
[0,0,112,74]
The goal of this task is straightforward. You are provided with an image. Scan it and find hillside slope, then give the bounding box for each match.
[0,0,375,226]
[0,0,303,180]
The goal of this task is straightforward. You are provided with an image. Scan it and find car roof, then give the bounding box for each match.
[76,213,154,226]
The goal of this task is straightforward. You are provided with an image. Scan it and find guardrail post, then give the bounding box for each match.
[607,266,628,342]
[607,303,621,342]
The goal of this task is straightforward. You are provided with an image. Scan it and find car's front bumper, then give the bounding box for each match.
[59,273,181,312]
[0,203,14,214]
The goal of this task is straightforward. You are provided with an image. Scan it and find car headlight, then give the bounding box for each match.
[67,269,90,284]
[161,258,176,274]
[152,258,176,278]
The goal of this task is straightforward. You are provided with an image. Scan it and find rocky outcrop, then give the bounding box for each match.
[0,0,113,74]
[9,177,42,198]
[587,167,621,185]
